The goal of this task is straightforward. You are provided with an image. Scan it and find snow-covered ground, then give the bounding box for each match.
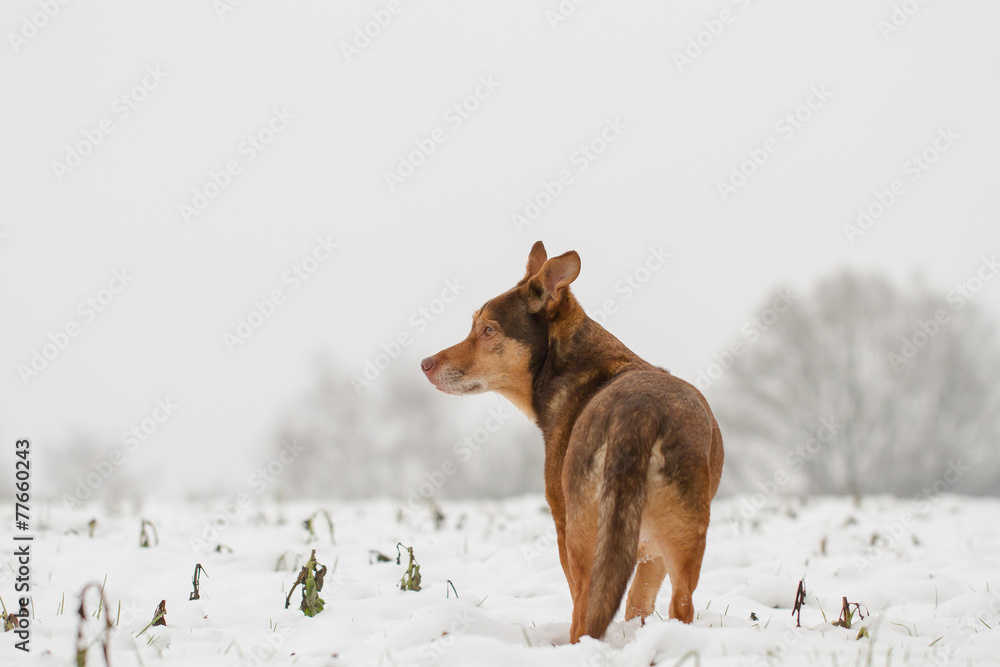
[3,494,1000,666]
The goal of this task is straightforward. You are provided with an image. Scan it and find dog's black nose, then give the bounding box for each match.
[420,357,435,372]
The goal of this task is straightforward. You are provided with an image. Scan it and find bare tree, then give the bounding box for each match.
[712,271,1000,497]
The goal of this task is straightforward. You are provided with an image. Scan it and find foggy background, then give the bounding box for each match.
[2,0,998,506]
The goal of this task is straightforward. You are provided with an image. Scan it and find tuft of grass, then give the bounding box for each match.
[93,575,108,620]
[815,595,828,623]
[138,519,158,548]
[3,603,16,632]
[303,509,335,544]
[189,563,208,601]
[368,550,392,564]
[429,498,446,530]
[152,600,166,626]
[889,621,913,636]
[792,579,806,627]
[396,543,422,592]
[76,582,113,667]
[285,549,327,617]
[833,597,868,630]
[137,600,167,637]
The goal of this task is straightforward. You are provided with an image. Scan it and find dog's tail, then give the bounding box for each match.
[585,413,658,639]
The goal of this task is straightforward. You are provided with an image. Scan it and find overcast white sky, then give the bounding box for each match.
[2,0,998,498]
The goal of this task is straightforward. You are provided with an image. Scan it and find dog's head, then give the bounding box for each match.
[420,241,581,419]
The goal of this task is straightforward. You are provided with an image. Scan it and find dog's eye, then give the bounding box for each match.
[483,326,496,337]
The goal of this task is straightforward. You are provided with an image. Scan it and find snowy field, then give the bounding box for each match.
[3,494,1000,666]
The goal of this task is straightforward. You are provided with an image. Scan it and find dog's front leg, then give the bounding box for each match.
[554,513,573,590]
[545,480,574,591]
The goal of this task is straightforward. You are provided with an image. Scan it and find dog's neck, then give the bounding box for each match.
[531,296,646,438]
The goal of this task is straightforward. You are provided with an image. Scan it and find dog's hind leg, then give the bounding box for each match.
[652,506,708,623]
[665,530,706,623]
[624,546,667,622]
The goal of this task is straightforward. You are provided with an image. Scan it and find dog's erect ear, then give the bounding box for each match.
[528,250,581,313]
[519,241,547,285]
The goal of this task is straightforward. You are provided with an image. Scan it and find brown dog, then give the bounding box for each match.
[420,241,724,642]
